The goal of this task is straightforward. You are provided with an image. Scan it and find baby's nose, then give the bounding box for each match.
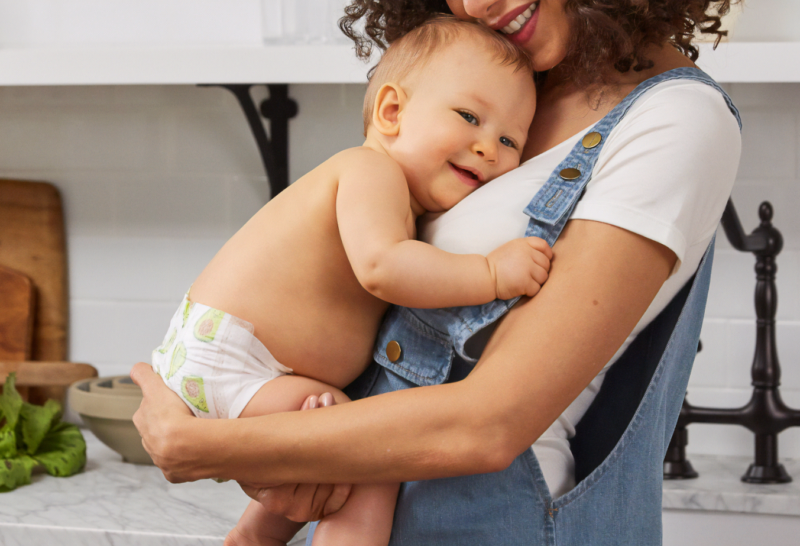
[472,140,497,162]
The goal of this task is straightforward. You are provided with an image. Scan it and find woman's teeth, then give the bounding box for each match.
[501,2,538,35]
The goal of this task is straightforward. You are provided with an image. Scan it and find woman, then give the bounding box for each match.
[131,0,742,543]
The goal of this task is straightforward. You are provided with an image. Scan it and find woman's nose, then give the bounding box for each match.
[461,0,503,20]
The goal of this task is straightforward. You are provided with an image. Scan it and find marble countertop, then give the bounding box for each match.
[2,432,798,545]
[662,455,800,516]
[0,431,308,546]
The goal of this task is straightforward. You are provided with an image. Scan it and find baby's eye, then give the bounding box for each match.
[458,111,478,125]
[500,136,516,149]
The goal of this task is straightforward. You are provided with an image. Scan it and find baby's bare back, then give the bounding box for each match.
[189,150,400,389]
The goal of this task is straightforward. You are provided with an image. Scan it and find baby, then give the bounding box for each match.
[151,16,546,546]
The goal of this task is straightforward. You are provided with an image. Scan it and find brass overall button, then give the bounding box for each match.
[582,132,602,149]
[559,167,581,180]
[386,340,402,362]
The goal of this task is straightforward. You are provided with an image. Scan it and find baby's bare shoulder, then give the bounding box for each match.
[332,147,405,183]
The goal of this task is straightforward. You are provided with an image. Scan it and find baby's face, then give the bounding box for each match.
[391,40,536,213]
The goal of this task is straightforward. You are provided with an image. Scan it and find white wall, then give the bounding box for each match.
[0,81,798,460]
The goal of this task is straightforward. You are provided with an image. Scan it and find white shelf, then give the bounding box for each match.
[0,42,796,86]
[0,44,372,86]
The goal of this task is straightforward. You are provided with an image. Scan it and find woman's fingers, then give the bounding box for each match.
[244,391,351,521]
[130,361,195,481]
[323,483,353,517]
[300,392,334,410]
[243,483,328,522]
[130,361,159,390]
[241,481,353,522]
[301,395,319,410]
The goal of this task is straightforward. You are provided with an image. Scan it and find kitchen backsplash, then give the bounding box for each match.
[0,81,798,459]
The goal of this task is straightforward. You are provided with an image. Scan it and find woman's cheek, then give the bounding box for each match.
[445,0,471,21]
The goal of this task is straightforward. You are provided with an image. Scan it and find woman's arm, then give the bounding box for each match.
[132,218,675,484]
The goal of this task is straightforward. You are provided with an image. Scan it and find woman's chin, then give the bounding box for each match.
[529,45,569,74]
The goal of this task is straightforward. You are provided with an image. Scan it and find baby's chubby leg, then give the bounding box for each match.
[226,501,301,546]
[237,375,351,419]
[227,375,398,546]
[311,481,399,546]
[227,376,347,546]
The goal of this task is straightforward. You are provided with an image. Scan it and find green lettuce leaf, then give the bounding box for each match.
[0,373,87,491]
[0,455,37,492]
[0,427,16,459]
[32,421,86,477]
[20,399,62,455]
[0,373,23,431]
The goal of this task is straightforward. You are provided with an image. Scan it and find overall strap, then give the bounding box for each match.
[523,67,742,247]
[371,68,742,375]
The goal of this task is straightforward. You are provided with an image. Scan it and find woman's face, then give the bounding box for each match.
[446,1,571,72]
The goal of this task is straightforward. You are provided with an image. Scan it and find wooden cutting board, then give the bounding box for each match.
[0,361,97,387]
[0,264,34,361]
[0,180,68,362]
[0,179,69,403]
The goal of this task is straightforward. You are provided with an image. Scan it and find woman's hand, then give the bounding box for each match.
[239,482,353,522]
[238,392,353,521]
[130,361,201,483]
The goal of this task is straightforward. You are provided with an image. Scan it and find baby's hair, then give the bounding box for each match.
[362,15,533,135]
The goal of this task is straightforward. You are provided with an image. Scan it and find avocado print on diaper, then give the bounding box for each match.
[156,328,177,355]
[166,342,187,380]
[182,299,192,327]
[181,376,209,413]
[194,309,225,342]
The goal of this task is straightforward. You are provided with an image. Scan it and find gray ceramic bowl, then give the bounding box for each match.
[69,376,153,465]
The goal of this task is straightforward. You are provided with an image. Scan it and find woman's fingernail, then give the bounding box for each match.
[309,396,318,409]
[320,393,333,407]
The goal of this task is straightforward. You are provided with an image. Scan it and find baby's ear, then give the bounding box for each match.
[372,83,406,137]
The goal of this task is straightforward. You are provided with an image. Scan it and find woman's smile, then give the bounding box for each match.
[496,2,539,44]
[452,0,569,71]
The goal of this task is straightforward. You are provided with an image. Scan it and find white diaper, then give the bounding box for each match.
[151,293,292,419]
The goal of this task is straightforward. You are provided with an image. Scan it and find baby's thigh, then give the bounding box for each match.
[238,375,350,418]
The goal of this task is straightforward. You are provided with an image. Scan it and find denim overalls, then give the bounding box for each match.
[307,67,741,545]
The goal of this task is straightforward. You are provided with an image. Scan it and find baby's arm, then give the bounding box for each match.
[336,149,552,308]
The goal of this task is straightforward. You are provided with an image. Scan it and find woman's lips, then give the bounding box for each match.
[449,163,482,187]
[505,6,539,46]
[493,3,535,33]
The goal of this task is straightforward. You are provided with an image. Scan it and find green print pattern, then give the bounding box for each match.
[166,342,187,380]
[181,376,209,413]
[156,328,176,355]
[194,309,225,343]
[182,299,192,327]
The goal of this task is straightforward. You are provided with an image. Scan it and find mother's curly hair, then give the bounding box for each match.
[339,1,737,88]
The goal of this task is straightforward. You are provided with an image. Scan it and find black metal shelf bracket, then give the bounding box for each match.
[206,84,298,197]
[665,199,800,483]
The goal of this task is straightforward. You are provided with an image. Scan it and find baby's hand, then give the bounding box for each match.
[486,237,553,300]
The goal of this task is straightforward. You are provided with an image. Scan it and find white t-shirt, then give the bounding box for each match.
[418,79,742,498]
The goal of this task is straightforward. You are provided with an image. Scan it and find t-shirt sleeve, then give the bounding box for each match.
[570,82,742,274]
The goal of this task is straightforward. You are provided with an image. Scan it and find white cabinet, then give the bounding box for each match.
[0,0,264,46]
[0,1,796,85]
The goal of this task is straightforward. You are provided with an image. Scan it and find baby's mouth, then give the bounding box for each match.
[449,163,482,185]
[500,2,539,35]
